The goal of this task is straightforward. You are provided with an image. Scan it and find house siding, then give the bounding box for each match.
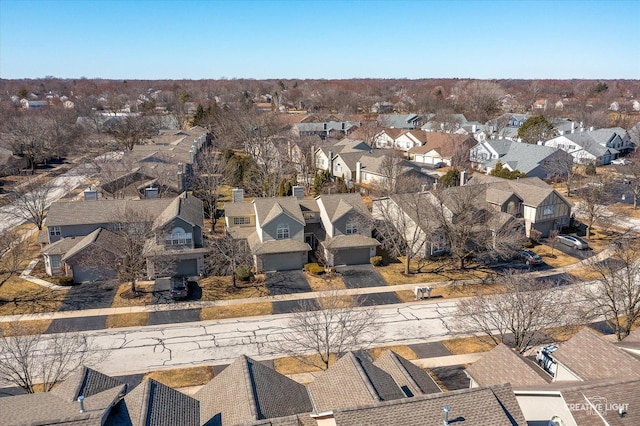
[260,214,305,242]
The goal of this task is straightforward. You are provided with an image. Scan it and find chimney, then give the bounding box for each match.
[328,150,334,172]
[232,188,244,203]
[471,124,477,133]
[443,405,450,426]
[341,122,345,130]
[589,126,594,131]
[460,170,467,186]
[292,185,304,199]
[355,161,362,183]
[83,186,98,201]
[145,186,159,199]
[78,395,85,413]
[571,121,576,133]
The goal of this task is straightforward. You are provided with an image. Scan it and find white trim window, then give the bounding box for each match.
[49,226,61,236]
[165,226,193,246]
[276,223,290,240]
[233,217,250,225]
[346,222,358,235]
[50,256,61,269]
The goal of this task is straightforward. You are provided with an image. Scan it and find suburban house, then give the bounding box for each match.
[224,189,379,271]
[96,126,210,198]
[377,113,422,129]
[485,113,531,140]
[468,174,572,237]
[314,138,371,179]
[41,190,206,282]
[464,329,640,426]
[471,139,574,179]
[543,127,632,165]
[0,146,29,176]
[408,133,476,166]
[355,152,436,192]
[293,120,359,139]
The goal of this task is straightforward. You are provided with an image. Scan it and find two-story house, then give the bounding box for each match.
[225,190,379,271]
[41,190,205,282]
[543,128,631,165]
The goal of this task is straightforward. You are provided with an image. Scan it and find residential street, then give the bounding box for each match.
[34,299,457,376]
[0,163,95,234]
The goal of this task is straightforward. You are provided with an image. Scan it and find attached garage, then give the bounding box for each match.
[260,251,306,272]
[175,258,198,276]
[70,264,116,283]
[333,247,372,266]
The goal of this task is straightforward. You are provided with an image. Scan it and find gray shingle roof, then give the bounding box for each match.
[308,351,406,413]
[247,231,311,255]
[322,234,380,250]
[330,383,525,426]
[0,367,125,426]
[315,193,370,223]
[106,378,199,426]
[62,227,123,262]
[373,350,442,395]
[469,174,572,208]
[153,192,204,230]
[484,142,564,175]
[42,235,84,255]
[551,328,640,381]
[195,355,312,426]
[253,197,305,227]
[465,344,550,388]
[46,198,174,227]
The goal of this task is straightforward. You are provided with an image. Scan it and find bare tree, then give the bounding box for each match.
[192,147,226,226]
[373,193,436,274]
[0,322,106,393]
[579,238,640,341]
[206,232,252,288]
[615,157,640,209]
[105,115,156,151]
[543,150,578,197]
[459,81,505,122]
[377,149,405,194]
[548,229,560,256]
[11,180,55,230]
[279,289,380,369]
[428,186,523,269]
[2,113,51,172]
[575,179,610,240]
[0,230,33,291]
[452,270,575,353]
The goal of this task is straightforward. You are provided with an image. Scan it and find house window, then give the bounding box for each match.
[49,226,61,236]
[335,163,342,173]
[346,222,358,235]
[112,222,124,232]
[165,227,193,246]
[276,224,289,240]
[233,217,250,225]
[50,256,61,269]
[303,212,315,221]
[543,205,555,216]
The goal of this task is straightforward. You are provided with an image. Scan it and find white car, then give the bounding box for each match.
[612,158,630,165]
[557,234,589,250]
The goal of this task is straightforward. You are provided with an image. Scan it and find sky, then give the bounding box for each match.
[1,0,639,80]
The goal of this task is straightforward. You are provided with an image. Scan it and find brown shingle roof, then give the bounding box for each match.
[195,355,312,425]
[253,197,305,227]
[551,328,640,381]
[408,133,475,157]
[465,344,551,388]
[315,193,370,223]
[330,383,525,426]
[152,192,204,230]
[307,351,406,413]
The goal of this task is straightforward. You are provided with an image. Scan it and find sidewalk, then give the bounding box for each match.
[3,245,614,324]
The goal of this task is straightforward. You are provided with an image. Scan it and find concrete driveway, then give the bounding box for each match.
[59,281,117,311]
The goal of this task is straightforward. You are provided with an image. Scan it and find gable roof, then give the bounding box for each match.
[195,355,312,425]
[373,350,442,395]
[554,132,620,157]
[0,367,125,426]
[62,227,124,262]
[408,133,475,157]
[106,378,199,426]
[315,193,370,223]
[152,192,204,230]
[468,174,572,208]
[307,350,406,412]
[378,114,420,129]
[485,142,566,175]
[46,198,174,227]
[465,344,550,388]
[329,383,525,426]
[551,328,640,381]
[253,197,305,227]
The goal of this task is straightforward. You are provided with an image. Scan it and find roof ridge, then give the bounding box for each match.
[348,352,383,403]
[240,355,261,420]
[386,351,422,395]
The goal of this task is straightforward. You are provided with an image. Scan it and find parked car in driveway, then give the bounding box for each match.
[169,276,189,300]
[557,234,589,250]
[612,158,631,165]
[518,249,543,266]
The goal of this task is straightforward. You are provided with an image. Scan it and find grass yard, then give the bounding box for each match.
[199,276,268,301]
[0,278,67,315]
[376,257,498,286]
[200,302,273,321]
[441,336,497,355]
[304,272,346,292]
[274,354,337,374]
[0,319,52,336]
[609,203,640,219]
[143,366,214,389]
[368,345,418,360]
[544,325,585,343]
[109,282,155,308]
[531,244,580,268]
[105,312,150,328]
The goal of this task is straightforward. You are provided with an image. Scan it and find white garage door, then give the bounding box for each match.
[261,252,305,271]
